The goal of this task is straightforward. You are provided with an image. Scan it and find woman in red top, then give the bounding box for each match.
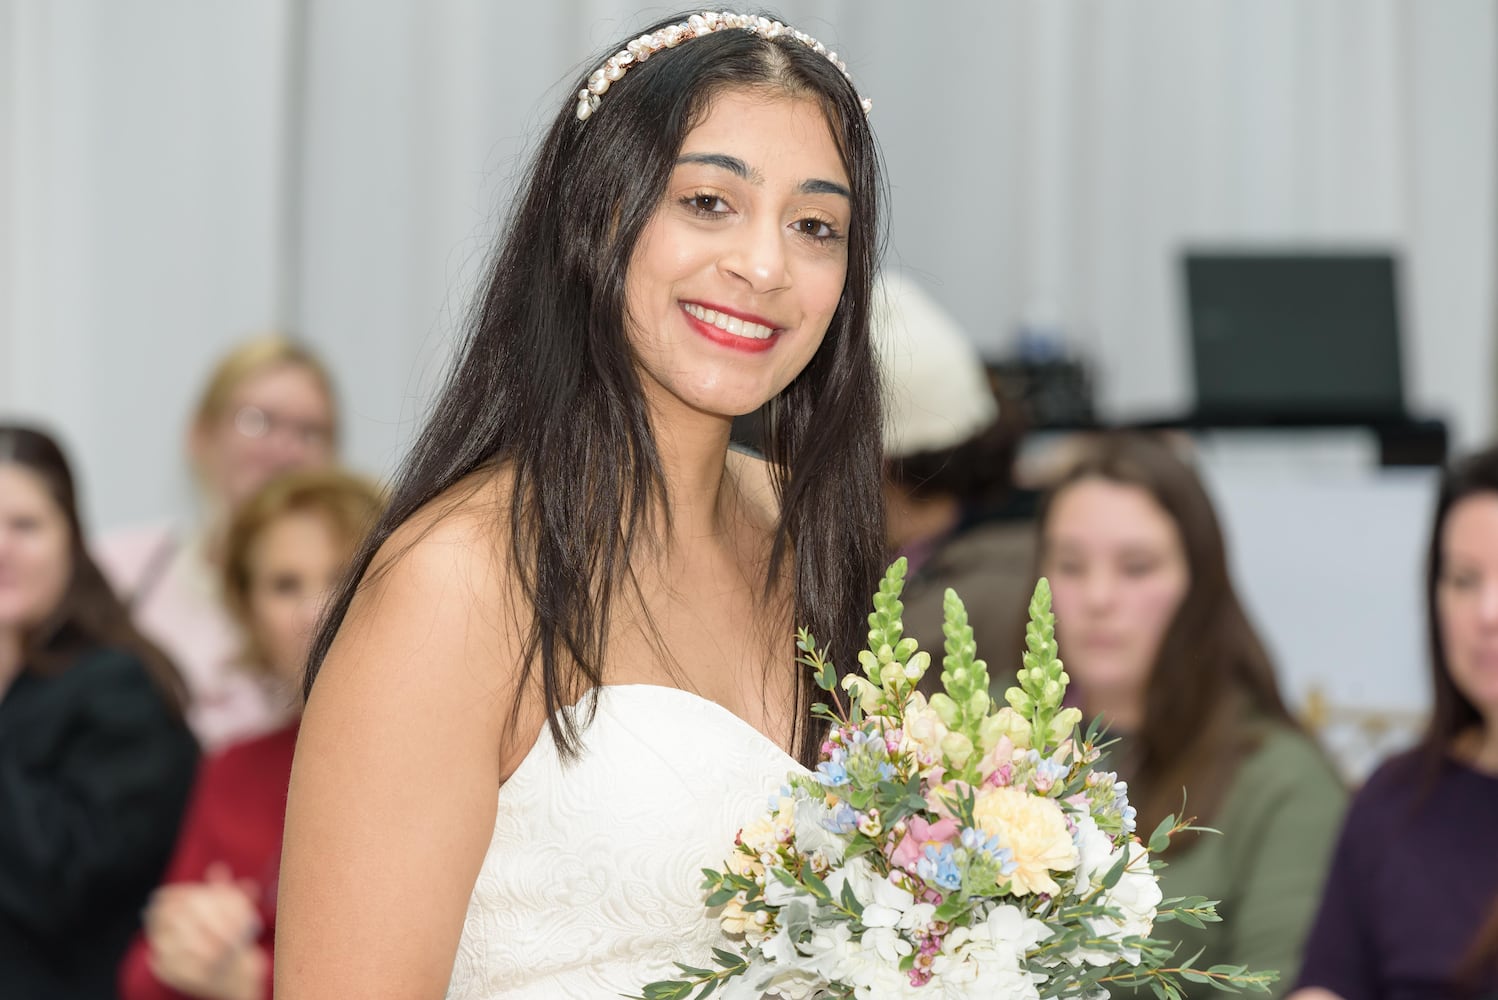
[120,469,382,1000]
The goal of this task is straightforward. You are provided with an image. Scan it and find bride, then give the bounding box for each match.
[274,11,885,998]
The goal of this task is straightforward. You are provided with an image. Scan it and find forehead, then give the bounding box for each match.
[248,508,340,561]
[0,465,59,513]
[1443,494,1498,554]
[678,88,848,184]
[1046,478,1178,543]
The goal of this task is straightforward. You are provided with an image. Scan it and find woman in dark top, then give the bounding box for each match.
[0,425,199,998]
[1292,445,1498,1000]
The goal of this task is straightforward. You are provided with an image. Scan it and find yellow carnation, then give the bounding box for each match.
[901,693,951,758]
[720,895,752,935]
[972,786,1078,896]
[739,795,795,854]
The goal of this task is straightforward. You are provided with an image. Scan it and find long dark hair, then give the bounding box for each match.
[305,10,886,768]
[1419,443,1498,768]
[0,425,186,711]
[1421,446,1498,991]
[1037,432,1298,834]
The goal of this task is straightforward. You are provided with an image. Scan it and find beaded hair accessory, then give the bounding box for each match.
[575,11,872,121]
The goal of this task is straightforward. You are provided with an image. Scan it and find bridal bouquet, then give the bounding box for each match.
[637,559,1276,999]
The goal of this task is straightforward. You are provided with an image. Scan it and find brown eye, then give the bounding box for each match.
[681,193,729,215]
[792,217,838,240]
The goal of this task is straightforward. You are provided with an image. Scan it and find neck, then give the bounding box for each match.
[1469,722,1498,775]
[1082,685,1146,735]
[646,400,738,549]
[884,484,961,553]
[0,629,22,697]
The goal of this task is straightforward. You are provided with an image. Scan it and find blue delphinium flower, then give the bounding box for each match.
[815,748,850,787]
[917,844,963,891]
[1114,780,1138,834]
[822,802,858,834]
[960,827,1018,877]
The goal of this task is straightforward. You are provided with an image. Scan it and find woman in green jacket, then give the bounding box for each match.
[1036,431,1346,998]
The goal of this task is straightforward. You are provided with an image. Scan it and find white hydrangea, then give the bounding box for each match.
[1065,821,1163,967]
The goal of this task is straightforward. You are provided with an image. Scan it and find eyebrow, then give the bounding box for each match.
[675,153,850,200]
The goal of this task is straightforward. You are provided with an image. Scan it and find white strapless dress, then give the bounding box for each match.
[445,685,804,999]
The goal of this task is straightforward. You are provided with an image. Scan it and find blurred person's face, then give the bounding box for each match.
[243,509,346,686]
[1041,478,1190,719]
[0,465,72,635]
[192,364,335,513]
[624,89,851,420]
[1436,492,1498,726]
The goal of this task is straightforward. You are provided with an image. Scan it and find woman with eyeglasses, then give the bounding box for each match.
[96,334,339,750]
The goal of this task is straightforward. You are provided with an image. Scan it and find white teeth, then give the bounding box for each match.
[683,302,775,340]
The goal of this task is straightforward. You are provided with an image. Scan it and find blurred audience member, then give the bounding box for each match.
[119,468,382,1000]
[874,270,1035,689]
[1039,431,1344,996]
[0,425,198,999]
[1292,445,1498,1000]
[97,334,338,750]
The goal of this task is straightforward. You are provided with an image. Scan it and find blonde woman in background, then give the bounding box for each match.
[119,468,382,1000]
[97,334,338,750]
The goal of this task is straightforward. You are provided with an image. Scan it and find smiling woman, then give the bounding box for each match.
[626,90,852,417]
[273,10,884,1000]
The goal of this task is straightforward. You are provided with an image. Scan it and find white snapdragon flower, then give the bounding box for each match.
[931,904,1048,998]
[1065,832,1163,966]
[860,871,916,929]
[763,874,803,908]
[792,796,848,866]
[1071,813,1119,897]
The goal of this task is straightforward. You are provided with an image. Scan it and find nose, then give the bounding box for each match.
[1078,570,1117,613]
[266,429,316,468]
[1479,581,1498,627]
[297,590,328,634]
[719,217,790,293]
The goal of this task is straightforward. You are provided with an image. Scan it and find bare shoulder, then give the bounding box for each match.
[277,466,539,999]
[314,466,531,744]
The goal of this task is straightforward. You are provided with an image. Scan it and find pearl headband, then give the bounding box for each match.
[575,11,872,122]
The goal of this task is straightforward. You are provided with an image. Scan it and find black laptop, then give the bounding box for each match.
[1182,251,1406,424]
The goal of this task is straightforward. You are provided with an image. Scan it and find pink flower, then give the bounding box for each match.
[889,816,960,870]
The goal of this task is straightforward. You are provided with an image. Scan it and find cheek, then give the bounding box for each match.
[1437,597,1486,688]
[1047,577,1082,620]
[33,533,72,609]
[251,597,304,652]
[1127,581,1187,662]
[1135,578,1187,625]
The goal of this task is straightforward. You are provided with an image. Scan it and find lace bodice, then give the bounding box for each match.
[445,685,803,999]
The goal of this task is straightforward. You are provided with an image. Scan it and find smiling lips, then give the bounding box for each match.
[681,301,782,353]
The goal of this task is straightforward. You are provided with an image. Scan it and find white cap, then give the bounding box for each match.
[872,270,998,458]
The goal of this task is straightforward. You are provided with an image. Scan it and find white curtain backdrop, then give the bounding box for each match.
[2,0,1494,533]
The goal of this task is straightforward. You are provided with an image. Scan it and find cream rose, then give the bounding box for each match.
[972,786,1079,896]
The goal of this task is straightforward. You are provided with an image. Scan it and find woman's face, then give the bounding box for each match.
[624,87,852,420]
[1041,478,1191,712]
[1436,493,1498,725]
[243,509,347,685]
[0,465,72,635]
[193,364,335,512]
